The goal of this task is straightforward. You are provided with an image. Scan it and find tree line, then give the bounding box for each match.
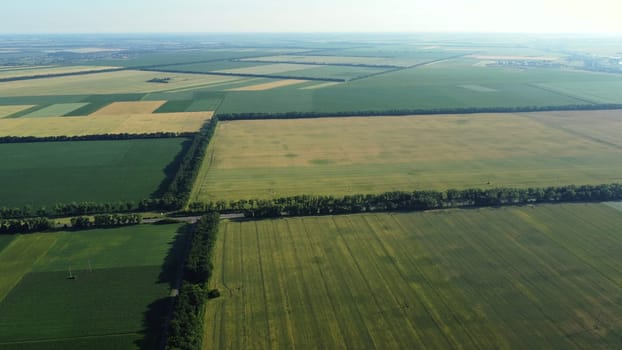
[165,212,220,350]
[216,103,622,121]
[159,116,219,210]
[70,214,142,229]
[0,132,193,144]
[0,217,53,234]
[140,68,345,82]
[187,183,622,218]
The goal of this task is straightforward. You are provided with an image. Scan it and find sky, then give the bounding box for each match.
[1,0,621,34]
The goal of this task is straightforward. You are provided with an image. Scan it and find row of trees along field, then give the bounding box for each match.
[159,116,219,209]
[216,103,622,121]
[0,217,52,234]
[165,212,220,350]
[70,214,142,229]
[0,132,193,144]
[187,183,622,218]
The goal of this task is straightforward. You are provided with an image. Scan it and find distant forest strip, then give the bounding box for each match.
[187,183,622,219]
[216,103,622,121]
[0,67,127,82]
[165,212,220,350]
[0,132,195,144]
[139,68,346,82]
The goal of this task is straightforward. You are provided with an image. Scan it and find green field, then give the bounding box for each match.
[20,103,89,118]
[216,61,622,114]
[191,112,622,202]
[0,138,187,208]
[204,204,622,349]
[0,223,185,350]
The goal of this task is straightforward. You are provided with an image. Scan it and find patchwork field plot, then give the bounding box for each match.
[0,70,240,96]
[0,65,119,80]
[0,138,187,208]
[0,111,212,137]
[0,105,33,118]
[227,79,308,91]
[0,224,185,350]
[191,113,622,201]
[20,103,89,118]
[91,100,166,115]
[204,204,622,349]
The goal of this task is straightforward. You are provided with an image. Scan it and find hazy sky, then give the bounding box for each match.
[2,0,621,34]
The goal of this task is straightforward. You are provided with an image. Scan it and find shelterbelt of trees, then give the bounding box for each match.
[165,212,219,350]
[0,213,141,234]
[187,183,622,218]
[216,103,622,121]
[0,132,193,144]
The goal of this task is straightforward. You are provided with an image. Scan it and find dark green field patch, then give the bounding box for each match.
[153,100,193,113]
[84,93,146,103]
[0,138,187,208]
[0,236,15,255]
[0,266,169,344]
[64,101,113,116]
[4,105,45,118]
[32,224,185,272]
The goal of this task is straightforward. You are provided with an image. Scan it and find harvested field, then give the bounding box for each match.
[191,113,622,202]
[227,79,308,91]
[526,109,622,148]
[91,100,167,115]
[0,111,212,136]
[204,204,622,349]
[0,70,240,96]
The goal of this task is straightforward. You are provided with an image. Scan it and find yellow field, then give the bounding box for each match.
[526,110,622,148]
[0,65,119,79]
[0,111,213,136]
[191,112,622,201]
[91,100,166,115]
[0,70,239,96]
[228,79,308,91]
[0,105,33,118]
